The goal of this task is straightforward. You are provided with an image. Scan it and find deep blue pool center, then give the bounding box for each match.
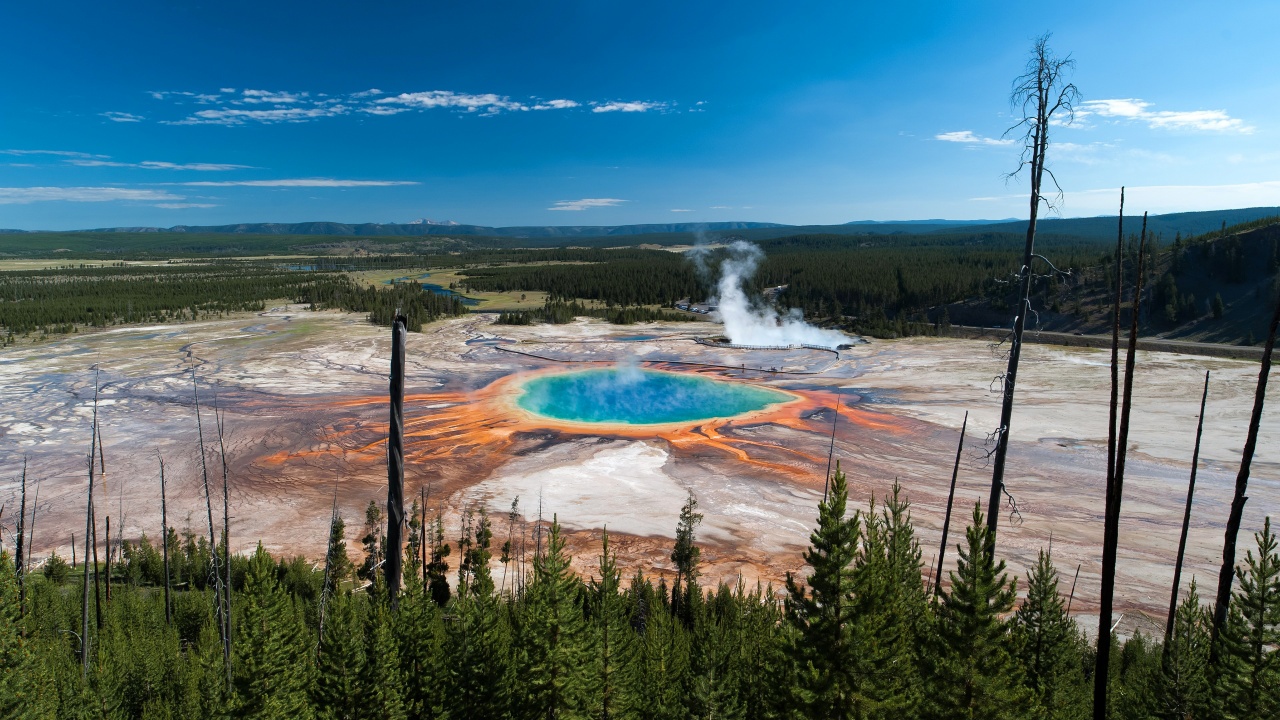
[516,367,792,425]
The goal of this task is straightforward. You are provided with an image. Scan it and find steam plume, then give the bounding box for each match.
[708,241,849,349]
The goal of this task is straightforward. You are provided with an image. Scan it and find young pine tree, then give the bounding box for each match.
[516,516,594,719]
[233,543,315,720]
[1214,516,1280,718]
[0,550,38,719]
[357,595,407,720]
[784,462,867,719]
[313,590,366,720]
[926,504,1028,719]
[671,490,703,628]
[1158,579,1211,719]
[851,481,928,718]
[589,529,632,720]
[1011,548,1088,719]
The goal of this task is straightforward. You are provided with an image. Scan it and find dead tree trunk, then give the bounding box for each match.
[987,35,1079,543]
[317,491,339,656]
[159,455,172,626]
[1093,212,1148,720]
[105,516,111,602]
[25,477,40,583]
[385,315,407,608]
[81,375,101,678]
[15,459,26,615]
[215,401,232,680]
[1165,370,1210,647]
[1066,563,1082,616]
[935,411,969,597]
[823,395,842,503]
[191,367,230,680]
[1209,295,1280,661]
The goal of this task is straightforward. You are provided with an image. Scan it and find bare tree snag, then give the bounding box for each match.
[986,34,1079,543]
[158,454,171,625]
[1093,212,1149,720]
[935,411,969,597]
[1165,370,1210,648]
[1209,294,1280,661]
[385,314,407,607]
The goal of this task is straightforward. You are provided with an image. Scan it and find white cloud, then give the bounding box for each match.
[0,186,184,205]
[548,198,627,211]
[154,202,219,209]
[177,178,418,187]
[101,111,144,122]
[670,208,693,212]
[68,159,254,171]
[1,149,109,159]
[376,91,528,114]
[1077,98,1253,133]
[167,106,350,125]
[148,88,678,124]
[531,99,580,110]
[238,89,308,104]
[709,205,732,209]
[935,130,1015,146]
[591,101,667,113]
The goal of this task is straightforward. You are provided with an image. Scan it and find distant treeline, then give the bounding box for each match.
[0,266,466,341]
[496,300,692,326]
[3,468,1277,717]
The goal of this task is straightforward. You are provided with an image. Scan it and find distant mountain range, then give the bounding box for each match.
[5,206,1274,242]
[45,220,792,238]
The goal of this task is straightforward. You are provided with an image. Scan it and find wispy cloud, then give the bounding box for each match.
[154,202,219,209]
[101,111,144,122]
[591,101,668,113]
[548,198,627,211]
[176,178,418,187]
[709,205,732,209]
[935,130,1014,146]
[670,208,693,212]
[141,88,676,124]
[1076,98,1254,133]
[1,149,109,159]
[68,159,254,171]
[167,106,350,125]
[0,186,184,205]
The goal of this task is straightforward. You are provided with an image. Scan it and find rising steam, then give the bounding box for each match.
[697,241,850,349]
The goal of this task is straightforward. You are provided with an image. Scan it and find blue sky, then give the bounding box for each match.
[2,1,1278,230]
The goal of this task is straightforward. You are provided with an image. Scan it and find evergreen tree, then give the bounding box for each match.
[0,550,37,719]
[357,591,407,720]
[670,491,704,628]
[1158,579,1211,720]
[589,529,632,720]
[1011,548,1087,719]
[357,502,383,583]
[325,515,354,586]
[784,463,866,719]
[396,575,449,719]
[626,585,691,720]
[926,504,1027,719]
[446,572,510,719]
[1214,516,1280,718]
[426,515,452,607]
[516,516,594,719]
[313,590,366,720]
[851,481,928,718]
[233,543,315,719]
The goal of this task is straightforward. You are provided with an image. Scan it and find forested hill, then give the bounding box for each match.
[3,206,1279,251]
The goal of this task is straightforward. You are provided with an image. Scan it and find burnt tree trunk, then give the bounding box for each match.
[385,315,407,607]
[1209,295,1280,661]
[1094,212,1148,720]
[935,411,969,596]
[1165,370,1210,647]
[159,455,171,625]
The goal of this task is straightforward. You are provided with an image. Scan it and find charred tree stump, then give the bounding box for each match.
[385,315,407,608]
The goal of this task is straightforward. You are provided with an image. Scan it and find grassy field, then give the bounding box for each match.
[347,266,549,312]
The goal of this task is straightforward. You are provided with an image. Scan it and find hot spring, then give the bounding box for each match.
[515,367,793,425]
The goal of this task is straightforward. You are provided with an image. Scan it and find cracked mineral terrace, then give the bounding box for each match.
[1,305,1276,638]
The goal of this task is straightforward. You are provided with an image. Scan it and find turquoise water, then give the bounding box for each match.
[516,368,791,425]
